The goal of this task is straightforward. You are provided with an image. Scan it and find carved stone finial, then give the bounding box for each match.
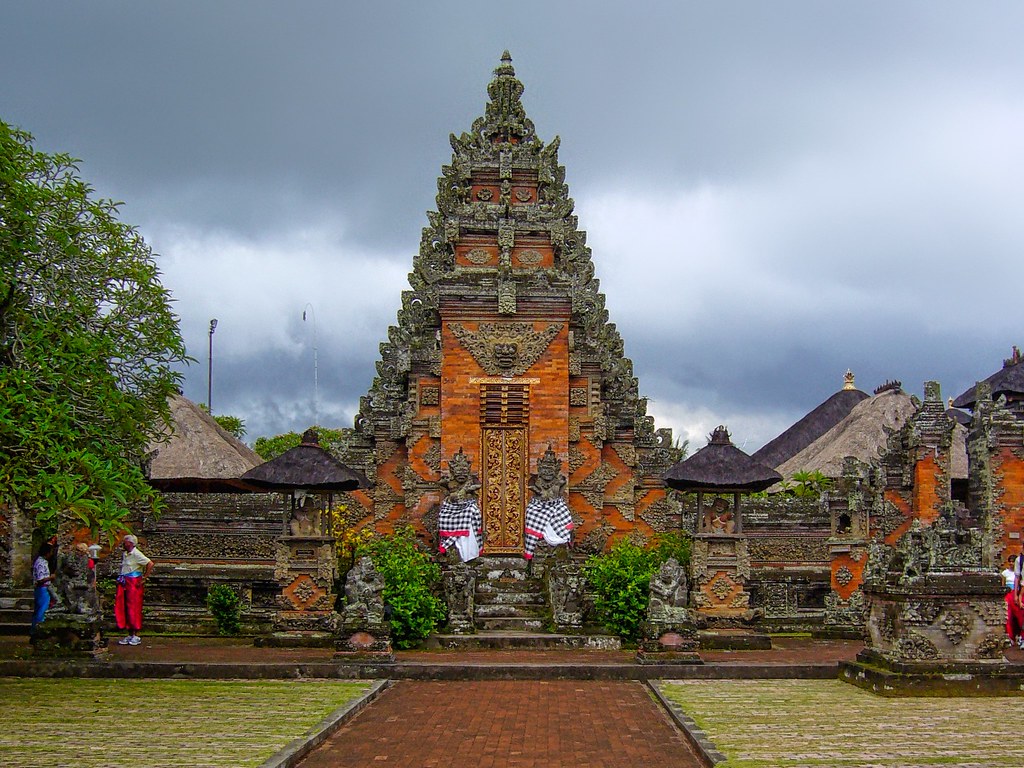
[480,50,532,144]
[709,425,731,445]
[843,370,856,390]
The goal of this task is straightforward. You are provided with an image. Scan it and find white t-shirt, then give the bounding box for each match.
[1003,567,1016,590]
[120,547,152,576]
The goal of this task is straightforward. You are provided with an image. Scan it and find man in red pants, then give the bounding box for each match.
[1006,550,1024,649]
[114,534,154,646]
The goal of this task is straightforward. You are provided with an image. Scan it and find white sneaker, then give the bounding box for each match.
[128,636,142,646]
[1017,637,1023,650]
[117,637,132,645]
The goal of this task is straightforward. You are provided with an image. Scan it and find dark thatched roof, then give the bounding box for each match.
[953,348,1024,409]
[753,385,868,469]
[146,394,264,492]
[664,426,782,492]
[241,429,370,491]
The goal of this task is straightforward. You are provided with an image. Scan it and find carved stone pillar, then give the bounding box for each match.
[691,534,754,621]
[824,458,872,632]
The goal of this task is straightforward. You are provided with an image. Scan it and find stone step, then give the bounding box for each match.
[474,603,546,619]
[475,579,544,595]
[474,590,546,607]
[475,616,546,632]
[473,560,546,580]
[429,631,621,651]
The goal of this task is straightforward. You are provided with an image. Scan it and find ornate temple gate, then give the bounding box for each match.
[479,382,528,553]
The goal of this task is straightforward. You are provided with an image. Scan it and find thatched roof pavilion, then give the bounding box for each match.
[664,426,782,534]
[146,394,264,492]
[752,371,868,469]
[241,428,370,492]
[665,426,783,493]
[952,346,1024,411]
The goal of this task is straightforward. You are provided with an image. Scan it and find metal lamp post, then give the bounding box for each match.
[303,304,319,427]
[207,318,218,412]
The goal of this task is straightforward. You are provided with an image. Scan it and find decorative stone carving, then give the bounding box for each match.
[442,562,475,634]
[449,322,561,376]
[547,560,585,629]
[638,558,700,664]
[420,386,440,407]
[336,556,393,661]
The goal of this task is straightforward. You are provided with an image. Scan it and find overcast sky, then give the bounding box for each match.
[4,2,1023,452]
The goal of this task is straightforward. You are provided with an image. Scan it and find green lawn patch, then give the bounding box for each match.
[0,678,371,768]
[661,679,1024,767]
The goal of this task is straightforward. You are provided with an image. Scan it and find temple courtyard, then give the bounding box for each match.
[3,635,1024,767]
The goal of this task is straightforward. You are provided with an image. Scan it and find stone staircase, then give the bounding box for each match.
[429,555,621,650]
[473,556,547,632]
[0,588,34,635]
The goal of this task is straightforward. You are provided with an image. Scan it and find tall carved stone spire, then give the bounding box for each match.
[477,51,535,145]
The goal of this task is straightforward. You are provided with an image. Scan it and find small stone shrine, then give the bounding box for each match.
[664,426,781,627]
[843,506,1006,694]
[241,429,368,646]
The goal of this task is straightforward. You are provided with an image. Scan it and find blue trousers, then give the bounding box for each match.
[32,585,51,630]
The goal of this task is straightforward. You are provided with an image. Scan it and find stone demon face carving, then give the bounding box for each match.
[493,342,519,370]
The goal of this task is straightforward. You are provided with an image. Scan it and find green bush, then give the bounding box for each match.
[585,533,692,642]
[358,528,445,649]
[206,584,242,635]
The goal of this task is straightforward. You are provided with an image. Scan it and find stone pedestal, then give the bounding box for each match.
[268,535,338,646]
[862,572,1005,664]
[691,534,756,621]
[31,614,107,658]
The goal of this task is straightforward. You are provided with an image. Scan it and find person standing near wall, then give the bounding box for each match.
[30,542,55,640]
[114,534,154,646]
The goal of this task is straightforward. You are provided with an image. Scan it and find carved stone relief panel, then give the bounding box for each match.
[449,322,562,376]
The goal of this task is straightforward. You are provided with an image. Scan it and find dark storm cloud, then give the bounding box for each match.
[4,2,1023,448]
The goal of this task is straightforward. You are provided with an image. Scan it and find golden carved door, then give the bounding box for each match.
[480,384,528,553]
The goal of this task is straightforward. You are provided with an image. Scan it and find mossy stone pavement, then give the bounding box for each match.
[3,635,1024,766]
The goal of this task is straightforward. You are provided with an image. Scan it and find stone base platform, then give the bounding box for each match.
[425,631,621,651]
[255,631,335,648]
[840,650,1024,696]
[699,629,772,651]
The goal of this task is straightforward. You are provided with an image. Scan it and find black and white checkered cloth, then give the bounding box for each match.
[523,496,573,558]
[438,498,483,559]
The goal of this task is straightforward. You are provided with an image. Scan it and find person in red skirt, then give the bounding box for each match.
[114,534,154,646]
[1004,550,1024,649]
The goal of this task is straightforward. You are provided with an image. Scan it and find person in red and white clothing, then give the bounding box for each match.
[114,534,154,646]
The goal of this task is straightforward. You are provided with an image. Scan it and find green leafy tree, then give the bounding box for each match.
[213,414,246,440]
[252,426,347,460]
[0,122,187,539]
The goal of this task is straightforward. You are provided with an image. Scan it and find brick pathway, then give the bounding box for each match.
[296,680,703,768]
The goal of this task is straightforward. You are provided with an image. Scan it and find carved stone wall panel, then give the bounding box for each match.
[749,537,829,564]
[146,534,275,561]
[449,322,562,376]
